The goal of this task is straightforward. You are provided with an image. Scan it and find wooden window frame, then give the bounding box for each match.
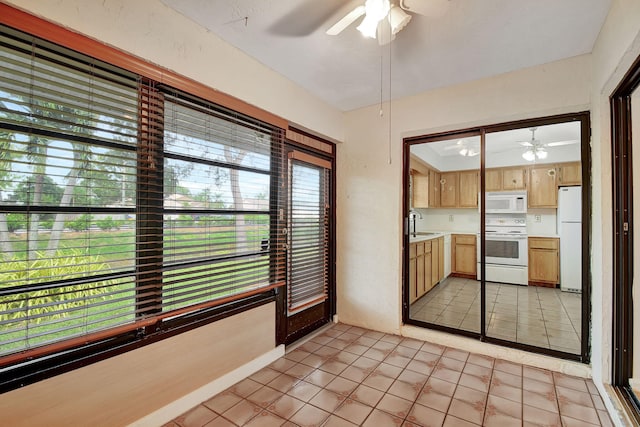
[0,7,289,392]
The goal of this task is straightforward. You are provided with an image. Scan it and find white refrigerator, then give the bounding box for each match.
[557,186,582,292]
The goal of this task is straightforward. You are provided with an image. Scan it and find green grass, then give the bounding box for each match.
[0,225,272,356]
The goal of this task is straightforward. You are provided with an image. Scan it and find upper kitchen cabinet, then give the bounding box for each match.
[528,165,558,208]
[429,170,440,208]
[557,162,581,186]
[440,172,458,207]
[410,157,441,208]
[502,167,527,190]
[411,170,430,208]
[410,134,480,209]
[435,170,478,209]
[485,169,502,192]
[485,167,527,191]
[458,170,479,207]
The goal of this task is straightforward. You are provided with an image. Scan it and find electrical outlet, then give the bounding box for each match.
[535,214,541,223]
[449,214,454,222]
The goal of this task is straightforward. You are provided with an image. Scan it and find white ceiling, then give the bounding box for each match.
[160,0,611,112]
[411,121,582,171]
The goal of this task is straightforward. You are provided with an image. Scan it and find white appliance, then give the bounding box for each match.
[477,215,528,285]
[558,186,582,292]
[483,191,528,214]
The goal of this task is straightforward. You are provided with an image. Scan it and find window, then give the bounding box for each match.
[0,25,284,379]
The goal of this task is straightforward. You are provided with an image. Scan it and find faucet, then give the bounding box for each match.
[409,209,422,238]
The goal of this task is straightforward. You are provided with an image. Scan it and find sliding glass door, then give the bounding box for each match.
[404,113,590,362]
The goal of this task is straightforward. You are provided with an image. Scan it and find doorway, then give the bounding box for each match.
[277,143,335,344]
[403,113,591,362]
[611,53,640,420]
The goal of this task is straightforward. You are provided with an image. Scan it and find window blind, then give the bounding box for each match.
[162,95,284,313]
[287,154,330,313]
[0,25,286,365]
[0,27,140,357]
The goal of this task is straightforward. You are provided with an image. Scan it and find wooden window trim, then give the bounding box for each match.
[0,2,287,129]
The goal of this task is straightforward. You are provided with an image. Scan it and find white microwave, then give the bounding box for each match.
[483,191,527,214]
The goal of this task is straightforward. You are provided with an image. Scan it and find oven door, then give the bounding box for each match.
[478,234,528,266]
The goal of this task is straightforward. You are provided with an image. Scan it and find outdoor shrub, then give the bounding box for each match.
[96,216,116,230]
[6,213,26,232]
[0,249,117,325]
[64,214,93,231]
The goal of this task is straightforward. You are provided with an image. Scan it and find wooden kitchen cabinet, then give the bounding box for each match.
[528,165,558,208]
[528,237,559,287]
[439,172,458,208]
[409,243,418,303]
[485,169,503,192]
[452,234,477,278]
[485,167,527,191]
[423,241,433,295]
[429,170,440,208]
[557,162,581,186]
[409,237,445,303]
[502,167,527,190]
[411,170,429,208]
[458,170,479,208]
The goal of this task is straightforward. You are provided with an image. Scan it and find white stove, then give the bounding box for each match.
[477,215,528,285]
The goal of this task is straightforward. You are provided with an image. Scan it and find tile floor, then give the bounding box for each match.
[410,278,582,353]
[167,323,611,427]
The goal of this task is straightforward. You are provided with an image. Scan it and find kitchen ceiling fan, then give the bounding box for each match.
[326,0,450,44]
[517,127,578,161]
[518,127,578,148]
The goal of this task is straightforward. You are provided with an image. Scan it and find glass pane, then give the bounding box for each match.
[484,121,582,354]
[164,158,269,211]
[408,134,481,333]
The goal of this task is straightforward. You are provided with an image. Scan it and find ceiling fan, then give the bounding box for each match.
[326,0,450,45]
[517,127,578,161]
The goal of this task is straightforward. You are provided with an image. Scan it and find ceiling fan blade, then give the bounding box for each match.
[518,141,533,147]
[268,0,347,37]
[326,5,366,35]
[400,0,450,18]
[547,139,579,147]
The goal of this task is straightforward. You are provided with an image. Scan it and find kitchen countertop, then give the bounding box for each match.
[409,232,445,243]
[528,234,560,238]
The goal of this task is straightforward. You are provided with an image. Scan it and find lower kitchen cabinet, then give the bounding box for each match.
[452,234,477,277]
[409,237,445,303]
[528,237,559,287]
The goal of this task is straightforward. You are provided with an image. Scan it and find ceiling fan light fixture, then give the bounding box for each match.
[356,15,379,38]
[388,5,412,35]
[357,0,390,38]
[522,150,536,162]
[365,0,391,21]
[536,148,548,159]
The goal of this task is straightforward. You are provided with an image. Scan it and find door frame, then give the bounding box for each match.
[402,112,592,362]
[611,52,640,421]
[275,134,336,345]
